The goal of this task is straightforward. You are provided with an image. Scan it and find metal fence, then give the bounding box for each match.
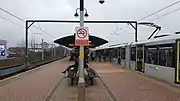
[0,56,65,78]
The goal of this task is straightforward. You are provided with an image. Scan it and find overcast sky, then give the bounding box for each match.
[0,0,180,48]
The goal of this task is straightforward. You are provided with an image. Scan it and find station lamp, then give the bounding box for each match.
[74,8,89,18]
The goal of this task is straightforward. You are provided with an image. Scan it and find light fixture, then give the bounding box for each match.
[99,0,105,4]
[74,12,79,17]
[74,8,89,18]
[84,12,89,17]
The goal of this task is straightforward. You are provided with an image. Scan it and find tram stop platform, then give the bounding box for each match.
[0,58,180,101]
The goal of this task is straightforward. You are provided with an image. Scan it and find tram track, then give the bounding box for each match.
[90,64,120,101]
[43,71,119,101]
[98,75,120,101]
[43,76,65,101]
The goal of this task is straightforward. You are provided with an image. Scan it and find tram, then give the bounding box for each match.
[98,33,180,84]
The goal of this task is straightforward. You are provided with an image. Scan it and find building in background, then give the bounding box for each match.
[40,42,49,50]
[0,39,7,60]
[7,47,25,58]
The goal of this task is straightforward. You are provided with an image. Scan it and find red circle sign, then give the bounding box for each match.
[77,28,87,39]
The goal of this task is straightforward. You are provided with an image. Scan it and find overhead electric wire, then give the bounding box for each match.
[0,8,24,22]
[0,7,55,38]
[31,25,55,38]
[38,22,42,30]
[138,0,180,21]
[150,7,180,21]
[0,15,34,32]
[0,15,23,28]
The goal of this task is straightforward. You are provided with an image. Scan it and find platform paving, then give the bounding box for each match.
[0,59,111,101]
[91,61,180,101]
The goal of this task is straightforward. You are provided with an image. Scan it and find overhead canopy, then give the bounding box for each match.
[54,34,108,48]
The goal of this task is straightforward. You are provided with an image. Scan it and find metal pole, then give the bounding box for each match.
[52,44,54,58]
[78,0,85,101]
[54,44,56,58]
[42,39,44,60]
[25,21,28,68]
[135,22,138,42]
[34,35,36,58]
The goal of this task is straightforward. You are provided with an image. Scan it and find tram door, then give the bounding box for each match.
[136,44,145,72]
[176,41,180,83]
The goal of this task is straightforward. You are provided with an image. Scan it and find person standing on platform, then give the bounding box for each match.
[102,49,105,62]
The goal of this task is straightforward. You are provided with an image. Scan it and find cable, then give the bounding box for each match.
[111,24,124,35]
[150,7,180,21]
[0,15,23,28]
[138,0,180,21]
[0,7,55,38]
[108,23,134,39]
[34,23,55,38]
[32,25,55,38]
[0,15,34,32]
[38,22,42,30]
[0,8,24,22]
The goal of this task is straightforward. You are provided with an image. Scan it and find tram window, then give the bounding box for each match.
[107,50,110,57]
[109,50,113,58]
[146,47,157,65]
[121,48,125,59]
[113,48,118,58]
[117,48,120,57]
[144,47,146,62]
[158,47,173,67]
[109,50,112,57]
[131,47,136,61]
[137,47,143,60]
[111,49,117,58]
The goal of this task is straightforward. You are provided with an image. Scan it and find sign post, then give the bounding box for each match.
[78,0,86,100]
[75,26,89,101]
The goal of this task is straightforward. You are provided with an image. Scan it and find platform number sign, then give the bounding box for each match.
[75,27,89,46]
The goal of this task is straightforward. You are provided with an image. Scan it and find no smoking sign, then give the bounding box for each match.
[75,27,89,46]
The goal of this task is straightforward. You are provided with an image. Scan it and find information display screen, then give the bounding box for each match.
[0,44,5,56]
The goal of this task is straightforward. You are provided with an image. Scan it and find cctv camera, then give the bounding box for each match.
[99,0,105,4]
